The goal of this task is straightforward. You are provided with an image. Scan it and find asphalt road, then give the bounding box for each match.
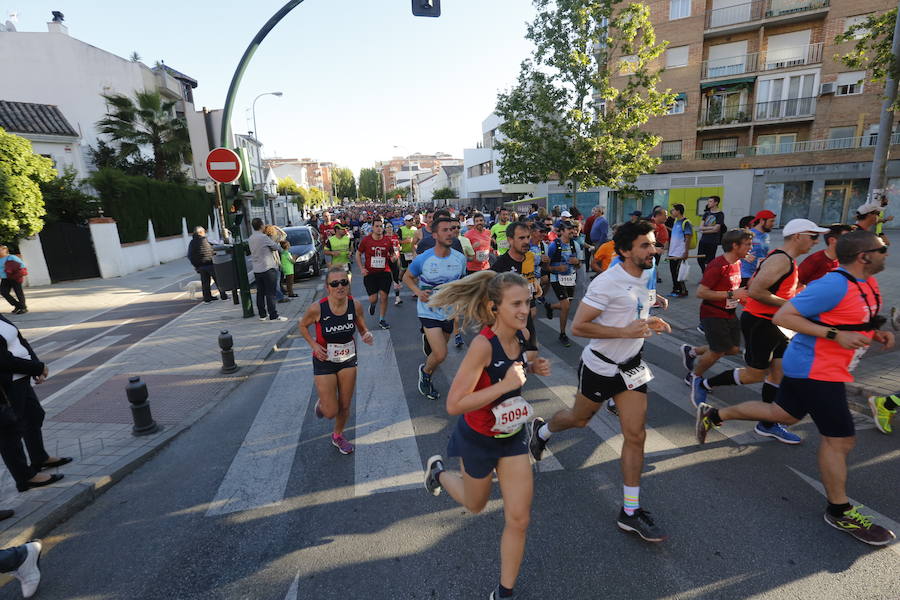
[7,268,898,600]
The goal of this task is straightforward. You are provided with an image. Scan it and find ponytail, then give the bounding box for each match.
[428,271,529,330]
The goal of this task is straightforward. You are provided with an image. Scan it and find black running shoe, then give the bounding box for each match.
[680,344,695,372]
[545,303,553,320]
[695,402,717,445]
[559,333,571,347]
[424,455,444,496]
[528,418,547,461]
[606,399,619,417]
[617,507,667,542]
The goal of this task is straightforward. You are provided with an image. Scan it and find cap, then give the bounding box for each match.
[856,203,881,216]
[559,221,576,229]
[404,214,413,221]
[753,210,776,221]
[560,210,572,217]
[782,218,829,237]
[630,210,643,217]
[333,222,346,229]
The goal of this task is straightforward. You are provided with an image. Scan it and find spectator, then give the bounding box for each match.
[187,227,227,303]
[698,195,726,272]
[280,240,298,298]
[0,247,27,315]
[248,218,286,322]
[667,203,693,297]
[589,206,609,247]
[629,210,642,224]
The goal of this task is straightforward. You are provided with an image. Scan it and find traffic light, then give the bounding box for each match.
[411,0,440,17]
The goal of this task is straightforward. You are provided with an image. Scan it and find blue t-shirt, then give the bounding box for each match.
[741,227,770,279]
[408,248,467,321]
[548,239,581,282]
[590,217,609,246]
[390,217,405,229]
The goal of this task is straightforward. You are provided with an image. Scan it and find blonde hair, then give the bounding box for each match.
[428,271,529,330]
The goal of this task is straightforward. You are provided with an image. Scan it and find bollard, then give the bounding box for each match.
[125,376,159,436]
[219,329,239,374]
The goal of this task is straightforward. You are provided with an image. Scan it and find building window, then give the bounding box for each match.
[844,15,871,40]
[836,71,865,96]
[756,71,818,120]
[667,93,687,115]
[670,0,690,20]
[757,133,797,155]
[666,46,689,69]
[827,126,857,150]
[764,30,811,70]
[467,161,494,178]
[701,137,738,158]
[765,182,813,224]
[619,54,638,75]
[661,140,683,160]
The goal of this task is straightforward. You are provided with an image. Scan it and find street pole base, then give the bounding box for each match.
[132,421,161,437]
[221,364,239,374]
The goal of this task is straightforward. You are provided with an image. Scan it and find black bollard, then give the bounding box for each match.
[219,330,239,374]
[125,376,159,436]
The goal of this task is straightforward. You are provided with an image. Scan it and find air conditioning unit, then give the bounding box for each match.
[820,82,836,95]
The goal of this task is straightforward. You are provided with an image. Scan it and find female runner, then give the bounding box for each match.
[299,266,374,454]
[384,221,403,305]
[422,271,551,599]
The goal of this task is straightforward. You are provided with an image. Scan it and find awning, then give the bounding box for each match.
[674,92,687,101]
[700,76,756,90]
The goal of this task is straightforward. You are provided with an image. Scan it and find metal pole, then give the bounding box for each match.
[867,2,900,204]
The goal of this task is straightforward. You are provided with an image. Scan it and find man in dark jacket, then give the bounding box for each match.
[187,227,228,302]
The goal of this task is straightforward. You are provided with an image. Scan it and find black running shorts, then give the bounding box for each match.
[740,311,787,370]
[363,272,392,295]
[577,360,647,403]
[775,376,854,438]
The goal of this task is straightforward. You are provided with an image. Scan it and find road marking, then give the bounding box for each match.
[46,334,129,381]
[283,572,300,600]
[66,319,134,352]
[206,339,314,516]
[788,466,900,557]
[354,330,426,496]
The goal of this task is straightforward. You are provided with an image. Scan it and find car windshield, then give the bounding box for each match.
[286,229,312,246]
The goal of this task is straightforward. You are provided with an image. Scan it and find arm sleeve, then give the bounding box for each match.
[716,213,726,232]
[0,336,44,377]
[683,222,693,237]
[581,280,610,311]
[699,261,724,288]
[408,253,425,278]
[789,274,845,317]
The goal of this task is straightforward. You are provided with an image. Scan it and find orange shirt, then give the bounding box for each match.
[464,228,493,271]
[593,240,616,272]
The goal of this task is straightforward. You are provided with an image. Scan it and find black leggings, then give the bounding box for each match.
[388,260,400,284]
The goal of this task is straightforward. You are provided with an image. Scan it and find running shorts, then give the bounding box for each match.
[775,376,854,438]
[313,356,358,376]
[577,360,647,403]
[446,417,528,479]
[363,272,392,295]
[551,282,576,301]
[740,311,787,370]
[701,317,742,353]
[400,253,413,269]
[419,317,454,334]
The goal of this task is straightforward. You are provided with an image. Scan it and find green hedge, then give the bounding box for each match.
[89,169,213,243]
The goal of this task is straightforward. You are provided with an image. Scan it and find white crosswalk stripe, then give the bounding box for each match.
[31,340,63,356]
[283,572,300,600]
[206,339,314,516]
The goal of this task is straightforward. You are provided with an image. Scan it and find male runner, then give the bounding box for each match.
[799,224,852,285]
[398,215,418,303]
[491,221,542,361]
[696,230,895,546]
[691,219,828,443]
[404,217,468,400]
[464,213,493,275]
[414,210,435,254]
[529,221,673,542]
[324,224,352,271]
[356,219,394,329]
[491,208,513,255]
[741,210,776,287]
[544,222,581,347]
[319,211,338,241]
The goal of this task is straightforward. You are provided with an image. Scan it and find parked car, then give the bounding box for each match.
[284,225,325,277]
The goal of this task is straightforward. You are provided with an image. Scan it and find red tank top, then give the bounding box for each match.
[744,249,798,320]
[464,327,526,436]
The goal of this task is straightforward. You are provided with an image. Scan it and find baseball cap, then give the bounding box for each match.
[403,214,413,221]
[856,203,881,216]
[559,221,576,230]
[561,210,572,217]
[753,210,776,221]
[334,222,346,229]
[782,218,829,237]
[630,210,643,217]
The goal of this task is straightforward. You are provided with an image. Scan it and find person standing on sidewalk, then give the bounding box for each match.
[741,210,776,287]
[248,218,286,322]
[279,241,297,298]
[187,227,227,303]
[697,196,725,273]
[667,204,692,297]
[696,230,896,546]
[0,247,27,315]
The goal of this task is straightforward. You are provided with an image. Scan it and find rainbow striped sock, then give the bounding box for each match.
[623,485,640,516]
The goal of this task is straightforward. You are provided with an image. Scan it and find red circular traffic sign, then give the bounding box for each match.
[205,147,242,184]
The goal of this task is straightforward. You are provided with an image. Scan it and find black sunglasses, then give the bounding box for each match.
[328,279,350,288]
[802,233,819,241]
[860,246,888,255]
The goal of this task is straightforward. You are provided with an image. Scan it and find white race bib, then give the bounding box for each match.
[327,341,355,363]
[648,290,657,306]
[476,250,489,262]
[529,282,536,294]
[490,396,533,434]
[404,251,415,261]
[558,273,576,287]
[777,326,796,340]
[620,360,654,390]
[725,298,740,310]
[370,256,386,269]
[848,346,868,372]
[498,239,510,250]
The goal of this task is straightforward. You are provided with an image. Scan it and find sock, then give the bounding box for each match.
[827,501,853,518]
[760,382,779,428]
[884,395,899,411]
[623,485,640,516]
[708,407,723,426]
[538,423,553,441]
[688,347,697,358]
[497,584,514,598]
[707,369,741,388]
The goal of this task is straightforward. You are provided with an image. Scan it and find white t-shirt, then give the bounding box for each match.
[0,319,31,380]
[580,264,652,377]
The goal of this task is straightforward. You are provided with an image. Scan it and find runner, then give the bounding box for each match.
[696,230,896,546]
[528,221,673,542]
[798,223,853,285]
[318,211,338,241]
[384,221,404,306]
[680,229,752,388]
[741,210,776,287]
[690,219,828,443]
[464,213,493,275]
[422,271,551,600]
[414,210,435,254]
[544,222,581,347]
[299,267,374,455]
[356,219,394,330]
[403,217,468,400]
[491,221,542,361]
[491,208,513,255]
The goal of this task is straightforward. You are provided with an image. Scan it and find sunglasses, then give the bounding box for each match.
[802,233,819,241]
[328,279,350,288]
[860,246,888,255]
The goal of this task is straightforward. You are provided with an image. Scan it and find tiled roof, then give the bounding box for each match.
[0,101,78,137]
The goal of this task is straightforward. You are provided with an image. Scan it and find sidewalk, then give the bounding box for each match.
[0,272,321,549]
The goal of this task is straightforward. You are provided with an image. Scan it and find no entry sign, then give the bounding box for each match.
[205,147,242,184]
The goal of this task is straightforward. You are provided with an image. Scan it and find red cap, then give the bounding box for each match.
[754,210,776,220]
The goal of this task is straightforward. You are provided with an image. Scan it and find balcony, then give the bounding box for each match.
[704,0,829,36]
[661,132,900,161]
[754,96,816,122]
[698,104,753,128]
[700,43,823,80]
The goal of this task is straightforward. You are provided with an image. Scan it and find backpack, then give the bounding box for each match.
[4,260,26,283]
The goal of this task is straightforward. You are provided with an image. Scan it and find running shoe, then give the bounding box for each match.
[558,333,572,348]
[379,319,391,330]
[454,332,464,348]
[754,422,801,445]
[528,418,547,461]
[868,395,896,434]
[394,295,402,306]
[422,332,432,357]
[690,377,708,408]
[616,508,667,542]
[683,372,693,387]
[13,540,41,598]
[680,344,695,372]
[369,302,376,316]
[259,315,268,321]
[418,364,438,400]
[696,324,705,335]
[331,434,354,455]
[545,303,553,320]
[824,506,896,546]
[606,399,619,417]
[695,402,717,445]
[423,455,444,496]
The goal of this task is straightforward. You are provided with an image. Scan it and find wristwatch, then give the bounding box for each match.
[726,290,734,300]
[825,328,838,340]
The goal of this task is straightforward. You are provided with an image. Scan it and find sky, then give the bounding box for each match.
[8,0,536,175]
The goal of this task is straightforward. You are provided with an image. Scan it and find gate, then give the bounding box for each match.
[39,222,101,282]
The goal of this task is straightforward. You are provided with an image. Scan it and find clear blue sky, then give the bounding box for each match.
[9,1,536,175]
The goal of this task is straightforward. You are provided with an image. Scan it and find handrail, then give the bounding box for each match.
[700,43,823,79]
[656,132,900,161]
[705,0,829,30]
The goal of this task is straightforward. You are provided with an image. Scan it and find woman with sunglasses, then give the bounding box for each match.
[299,266,374,454]
[422,271,551,600]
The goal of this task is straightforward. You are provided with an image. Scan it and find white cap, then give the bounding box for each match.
[404,214,413,220]
[561,210,572,217]
[856,203,881,216]
[782,218,830,237]
[466,218,474,226]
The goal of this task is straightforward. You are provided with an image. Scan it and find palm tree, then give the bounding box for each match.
[96,90,192,181]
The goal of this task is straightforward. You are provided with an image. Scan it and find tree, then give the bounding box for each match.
[495,0,674,201]
[359,167,383,199]
[384,187,409,201]
[432,187,457,200]
[0,128,55,241]
[96,90,193,181]
[331,167,357,199]
[277,176,303,196]
[41,166,101,224]
[836,9,899,109]
[129,51,142,63]
[87,139,155,178]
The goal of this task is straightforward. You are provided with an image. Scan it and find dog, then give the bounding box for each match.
[182,280,204,300]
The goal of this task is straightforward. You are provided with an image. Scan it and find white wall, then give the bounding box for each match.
[28,137,88,178]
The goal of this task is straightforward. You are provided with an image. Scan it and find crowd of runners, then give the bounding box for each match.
[296,200,896,599]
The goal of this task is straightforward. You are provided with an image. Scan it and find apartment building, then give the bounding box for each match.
[609,0,900,228]
[377,153,462,192]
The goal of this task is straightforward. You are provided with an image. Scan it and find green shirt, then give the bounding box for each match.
[491,222,511,254]
[280,249,294,275]
[399,226,418,253]
[327,234,351,266]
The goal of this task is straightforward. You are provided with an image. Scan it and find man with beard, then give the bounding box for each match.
[741,210,776,287]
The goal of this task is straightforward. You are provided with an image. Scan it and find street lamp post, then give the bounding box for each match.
[252,91,283,223]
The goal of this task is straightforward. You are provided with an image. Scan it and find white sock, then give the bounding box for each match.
[538,423,552,441]
[623,485,640,516]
